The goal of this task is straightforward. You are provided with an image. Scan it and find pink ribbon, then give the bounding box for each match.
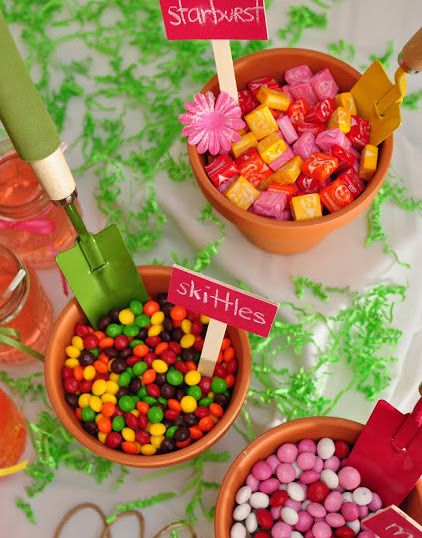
[0,215,69,296]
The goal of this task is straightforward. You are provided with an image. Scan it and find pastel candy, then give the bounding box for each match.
[281,84,293,101]
[225,175,259,210]
[285,64,314,85]
[291,193,322,221]
[293,132,319,160]
[277,115,299,144]
[310,68,339,100]
[289,82,318,106]
[316,128,351,152]
[269,146,295,171]
[275,208,292,221]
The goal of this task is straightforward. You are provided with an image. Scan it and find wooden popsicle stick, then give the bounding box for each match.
[198,318,227,377]
[211,40,238,103]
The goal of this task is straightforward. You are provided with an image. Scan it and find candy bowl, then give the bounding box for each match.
[188,49,393,255]
[44,265,251,468]
[215,417,422,537]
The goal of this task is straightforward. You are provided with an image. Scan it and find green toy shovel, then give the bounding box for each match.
[0,11,148,327]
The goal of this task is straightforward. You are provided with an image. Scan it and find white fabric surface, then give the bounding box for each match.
[1,0,422,536]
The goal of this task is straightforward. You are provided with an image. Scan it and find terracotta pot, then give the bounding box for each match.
[0,387,26,468]
[44,266,251,468]
[188,48,393,255]
[215,417,422,536]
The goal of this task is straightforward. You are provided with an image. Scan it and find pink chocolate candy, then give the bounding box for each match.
[272,506,282,519]
[269,146,295,171]
[285,64,314,86]
[289,82,318,106]
[285,499,302,511]
[341,502,359,521]
[326,513,346,528]
[324,491,342,513]
[277,115,299,144]
[307,503,327,518]
[316,128,351,152]
[293,132,319,160]
[358,505,369,518]
[368,492,382,512]
[324,456,341,472]
[312,521,332,538]
[277,463,297,484]
[313,457,324,473]
[305,532,315,538]
[246,472,260,492]
[358,532,375,538]
[260,477,281,495]
[278,443,299,463]
[267,454,281,472]
[298,439,317,453]
[272,522,293,538]
[338,466,361,490]
[251,192,289,219]
[310,68,339,100]
[297,452,317,471]
[252,460,273,481]
[296,511,314,532]
[300,470,321,484]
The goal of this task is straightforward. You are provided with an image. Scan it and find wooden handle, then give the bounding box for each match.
[211,40,239,102]
[30,146,76,201]
[400,27,422,73]
[197,318,227,377]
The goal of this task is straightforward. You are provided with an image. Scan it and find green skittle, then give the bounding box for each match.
[0,11,148,327]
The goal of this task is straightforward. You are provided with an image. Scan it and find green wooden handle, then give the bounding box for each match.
[0,11,60,162]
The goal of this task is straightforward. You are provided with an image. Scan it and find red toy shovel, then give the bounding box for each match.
[347,395,422,506]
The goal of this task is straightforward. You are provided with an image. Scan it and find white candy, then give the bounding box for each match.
[231,522,247,538]
[236,486,252,505]
[233,503,251,521]
[287,482,306,502]
[317,438,336,460]
[342,492,353,502]
[281,506,299,526]
[292,461,302,478]
[347,519,361,534]
[352,487,373,506]
[292,533,304,538]
[320,469,339,489]
[250,492,270,509]
[279,483,288,491]
[246,512,258,534]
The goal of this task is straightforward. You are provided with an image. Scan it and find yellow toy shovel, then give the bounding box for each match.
[351,27,422,146]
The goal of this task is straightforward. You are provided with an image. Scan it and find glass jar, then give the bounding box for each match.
[0,244,53,364]
[0,140,77,268]
[0,387,26,468]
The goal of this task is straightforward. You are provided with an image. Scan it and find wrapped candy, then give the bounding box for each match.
[305,98,336,123]
[335,92,357,116]
[310,68,339,100]
[251,191,289,218]
[316,128,352,152]
[268,146,295,172]
[245,105,279,140]
[302,152,339,181]
[327,106,351,134]
[297,174,327,194]
[257,132,287,164]
[238,89,258,116]
[347,115,370,149]
[280,85,293,101]
[271,156,303,184]
[257,87,291,111]
[289,82,318,106]
[291,193,322,221]
[248,76,280,98]
[320,178,354,212]
[293,131,319,160]
[295,121,326,136]
[338,168,365,197]
[284,64,313,86]
[235,147,272,188]
[277,115,298,144]
[225,175,260,210]
[267,182,298,201]
[205,154,240,188]
[329,144,355,171]
[231,131,258,158]
[359,144,378,180]
[287,99,309,124]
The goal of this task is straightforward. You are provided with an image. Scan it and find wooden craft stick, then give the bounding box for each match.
[211,40,238,102]
[198,318,227,377]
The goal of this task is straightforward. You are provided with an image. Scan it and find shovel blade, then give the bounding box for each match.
[351,61,402,145]
[56,224,148,327]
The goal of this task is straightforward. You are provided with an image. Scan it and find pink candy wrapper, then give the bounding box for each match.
[251,191,289,218]
[293,132,319,160]
[289,82,318,106]
[311,68,339,100]
[284,64,313,86]
[277,115,299,145]
[268,146,295,171]
[316,128,352,152]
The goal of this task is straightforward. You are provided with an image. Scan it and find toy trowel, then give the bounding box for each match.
[0,11,148,327]
[347,391,422,506]
[351,27,422,146]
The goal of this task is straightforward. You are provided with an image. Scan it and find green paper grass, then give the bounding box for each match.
[327,39,356,61]
[278,5,328,46]
[0,371,46,404]
[403,89,422,110]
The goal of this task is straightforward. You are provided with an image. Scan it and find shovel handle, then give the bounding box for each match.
[0,12,76,202]
[399,27,422,73]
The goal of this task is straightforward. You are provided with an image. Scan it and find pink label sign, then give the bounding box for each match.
[168,265,278,337]
[363,506,422,538]
[159,0,268,40]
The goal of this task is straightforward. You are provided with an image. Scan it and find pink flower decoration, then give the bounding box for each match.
[179,91,246,155]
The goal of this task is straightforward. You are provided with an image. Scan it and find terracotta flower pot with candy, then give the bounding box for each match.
[187,48,393,255]
[215,417,422,537]
[44,265,251,468]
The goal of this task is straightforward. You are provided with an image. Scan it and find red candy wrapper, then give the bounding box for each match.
[329,144,355,172]
[302,152,339,182]
[347,115,370,149]
[270,109,283,120]
[295,121,326,136]
[305,98,336,123]
[238,89,258,116]
[320,177,354,212]
[287,99,309,124]
[205,154,240,189]
[267,182,298,201]
[235,147,272,188]
[297,174,327,194]
[338,168,365,198]
[248,76,280,99]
